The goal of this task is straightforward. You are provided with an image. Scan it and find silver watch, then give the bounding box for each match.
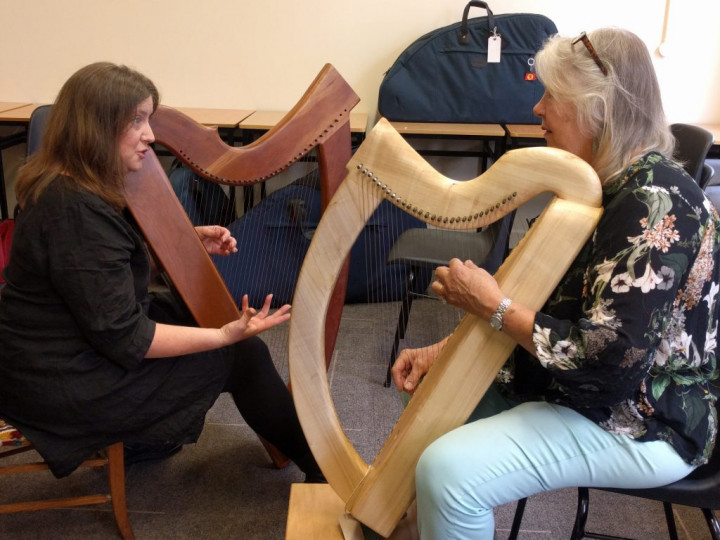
[489,298,512,331]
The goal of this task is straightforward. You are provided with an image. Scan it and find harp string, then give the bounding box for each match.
[156,144,324,376]
[216,156,322,376]
[354,172,466,381]
[354,147,512,390]
[321,156,503,474]
[138,63,359,356]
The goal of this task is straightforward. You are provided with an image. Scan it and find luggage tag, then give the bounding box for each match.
[488,27,501,63]
[525,57,537,81]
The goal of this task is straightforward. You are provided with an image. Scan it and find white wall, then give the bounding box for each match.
[1,0,718,220]
[1,0,718,123]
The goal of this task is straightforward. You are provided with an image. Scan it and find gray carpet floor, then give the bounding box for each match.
[0,300,715,539]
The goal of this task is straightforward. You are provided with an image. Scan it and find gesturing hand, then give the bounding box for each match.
[195,225,238,256]
[221,294,291,343]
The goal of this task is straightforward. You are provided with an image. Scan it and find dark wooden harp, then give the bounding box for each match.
[122,64,359,465]
[287,118,604,536]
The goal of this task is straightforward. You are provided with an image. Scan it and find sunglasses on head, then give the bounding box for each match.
[572,31,608,76]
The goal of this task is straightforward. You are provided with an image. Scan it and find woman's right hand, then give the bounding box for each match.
[391,337,449,395]
[220,294,291,344]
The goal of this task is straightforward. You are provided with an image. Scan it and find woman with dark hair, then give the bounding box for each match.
[0,62,321,481]
[392,29,720,539]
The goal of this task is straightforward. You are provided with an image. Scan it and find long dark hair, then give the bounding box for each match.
[16,62,159,210]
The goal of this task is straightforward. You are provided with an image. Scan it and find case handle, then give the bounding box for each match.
[458,1,496,46]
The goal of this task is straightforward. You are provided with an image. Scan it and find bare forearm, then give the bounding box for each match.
[146,323,227,358]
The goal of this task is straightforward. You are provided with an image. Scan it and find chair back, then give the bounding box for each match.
[670,123,714,184]
[651,380,720,510]
[484,210,515,274]
[700,162,716,190]
[26,105,52,157]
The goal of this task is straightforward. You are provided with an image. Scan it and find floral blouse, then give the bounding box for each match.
[498,153,720,466]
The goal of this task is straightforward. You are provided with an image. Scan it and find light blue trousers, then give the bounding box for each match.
[415,387,696,539]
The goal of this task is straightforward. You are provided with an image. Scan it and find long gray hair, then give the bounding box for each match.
[535,28,674,185]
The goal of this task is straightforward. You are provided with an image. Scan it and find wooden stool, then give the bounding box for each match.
[286,484,418,540]
[0,419,134,539]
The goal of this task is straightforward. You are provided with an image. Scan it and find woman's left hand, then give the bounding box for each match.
[195,225,238,256]
[220,294,291,343]
[432,258,504,319]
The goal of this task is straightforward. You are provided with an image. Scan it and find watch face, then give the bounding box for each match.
[489,316,502,330]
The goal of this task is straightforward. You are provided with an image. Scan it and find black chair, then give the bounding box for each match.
[701,162,716,191]
[671,123,714,185]
[509,411,720,540]
[383,211,515,386]
[705,160,720,211]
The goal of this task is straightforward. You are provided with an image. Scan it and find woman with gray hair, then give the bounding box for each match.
[391,28,720,539]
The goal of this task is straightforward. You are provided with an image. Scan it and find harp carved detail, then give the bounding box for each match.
[173,108,354,185]
[356,162,519,227]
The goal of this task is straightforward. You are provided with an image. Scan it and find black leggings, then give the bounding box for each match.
[149,290,319,475]
[221,337,319,475]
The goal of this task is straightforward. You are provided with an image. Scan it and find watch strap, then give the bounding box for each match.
[490,298,512,330]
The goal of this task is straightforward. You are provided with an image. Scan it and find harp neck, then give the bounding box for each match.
[150,63,360,187]
[348,118,602,230]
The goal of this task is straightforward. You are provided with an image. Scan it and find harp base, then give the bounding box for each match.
[286,484,418,540]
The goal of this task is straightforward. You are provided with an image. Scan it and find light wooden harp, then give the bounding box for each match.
[287,118,603,536]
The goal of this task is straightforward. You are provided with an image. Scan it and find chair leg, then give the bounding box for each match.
[106,442,134,540]
[571,487,590,540]
[703,508,720,540]
[507,497,527,540]
[662,502,679,540]
[397,270,415,342]
[385,270,415,387]
[571,489,638,540]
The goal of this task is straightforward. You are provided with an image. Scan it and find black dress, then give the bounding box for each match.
[0,176,236,477]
